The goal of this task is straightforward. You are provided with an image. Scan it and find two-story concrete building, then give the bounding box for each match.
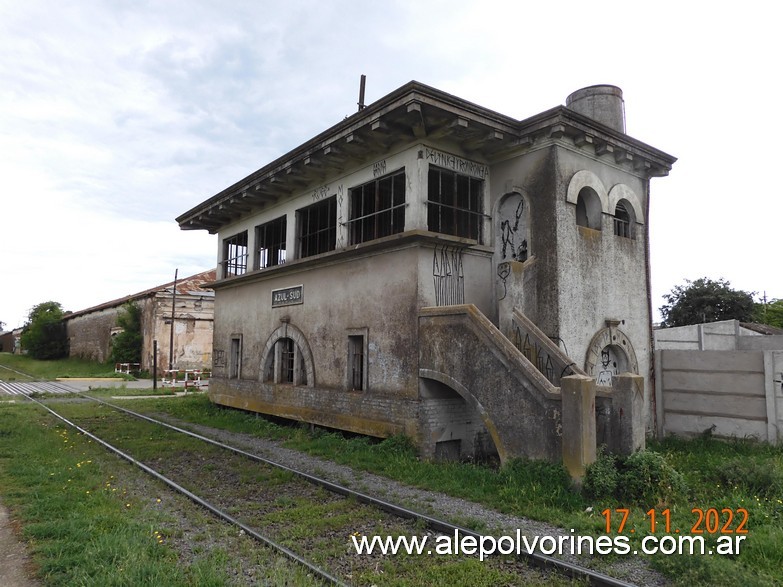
[177,82,675,462]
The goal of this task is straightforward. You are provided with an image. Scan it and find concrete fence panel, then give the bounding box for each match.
[656,349,782,444]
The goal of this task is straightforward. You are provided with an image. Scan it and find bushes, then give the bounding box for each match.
[584,448,687,506]
[109,303,142,364]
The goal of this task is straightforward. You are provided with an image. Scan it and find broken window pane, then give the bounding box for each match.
[256,216,287,269]
[222,231,248,277]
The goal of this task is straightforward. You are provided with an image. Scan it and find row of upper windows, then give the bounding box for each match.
[221,166,484,277]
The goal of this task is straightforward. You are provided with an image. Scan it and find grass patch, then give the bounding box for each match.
[128,394,783,586]
[0,353,130,380]
[0,402,319,585]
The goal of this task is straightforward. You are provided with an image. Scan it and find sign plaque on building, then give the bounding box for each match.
[272,285,303,308]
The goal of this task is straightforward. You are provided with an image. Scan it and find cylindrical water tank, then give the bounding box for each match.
[566,85,625,133]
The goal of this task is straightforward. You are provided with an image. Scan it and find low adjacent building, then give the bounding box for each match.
[64,269,215,373]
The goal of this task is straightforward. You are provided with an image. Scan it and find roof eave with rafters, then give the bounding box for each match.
[176,81,676,234]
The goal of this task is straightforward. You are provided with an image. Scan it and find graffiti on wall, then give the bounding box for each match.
[311,184,330,202]
[512,327,555,383]
[500,198,528,262]
[213,349,226,368]
[424,148,489,179]
[373,159,387,177]
[497,262,510,301]
[596,346,625,386]
[337,184,345,248]
[433,244,464,306]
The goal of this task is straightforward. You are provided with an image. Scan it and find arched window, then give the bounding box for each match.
[613,199,635,238]
[261,324,315,386]
[576,187,602,230]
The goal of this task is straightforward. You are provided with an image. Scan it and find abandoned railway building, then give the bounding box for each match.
[177,82,675,466]
[64,269,216,373]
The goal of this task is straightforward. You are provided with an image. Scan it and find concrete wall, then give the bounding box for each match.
[655,349,782,443]
[655,320,742,350]
[418,304,562,463]
[738,335,783,351]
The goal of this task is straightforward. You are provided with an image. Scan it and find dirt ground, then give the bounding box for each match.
[0,499,38,586]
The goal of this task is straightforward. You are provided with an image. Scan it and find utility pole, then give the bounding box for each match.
[168,269,178,371]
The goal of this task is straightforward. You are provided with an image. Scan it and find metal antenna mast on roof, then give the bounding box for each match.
[357,74,366,111]
[169,268,178,371]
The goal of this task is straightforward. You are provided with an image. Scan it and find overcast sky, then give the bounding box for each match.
[1,0,780,329]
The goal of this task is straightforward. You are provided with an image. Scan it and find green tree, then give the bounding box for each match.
[660,278,756,328]
[109,302,142,364]
[754,298,783,329]
[20,301,68,359]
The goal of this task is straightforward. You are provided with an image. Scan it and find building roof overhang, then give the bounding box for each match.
[176,81,677,234]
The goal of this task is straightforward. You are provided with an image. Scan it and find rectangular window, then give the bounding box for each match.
[255,216,287,269]
[427,167,484,242]
[222,231,248,277]
[229,335,242,379]
[297,196,336,258]
[347,334,366,391]
[348,169,406,245]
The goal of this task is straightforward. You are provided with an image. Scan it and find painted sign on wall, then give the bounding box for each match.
[272,285,304,308]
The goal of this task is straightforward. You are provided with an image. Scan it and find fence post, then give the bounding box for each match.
[561,375,596,482]
[763,351,779,443]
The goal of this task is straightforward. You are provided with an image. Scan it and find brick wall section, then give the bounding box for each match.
[66,306,123,362]
[209,378,419,439]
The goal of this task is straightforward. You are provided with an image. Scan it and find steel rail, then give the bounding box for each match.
[2,361,641,587]
[78,392,639,587]
[21,393,347,587]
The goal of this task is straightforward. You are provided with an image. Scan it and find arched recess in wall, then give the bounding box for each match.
[260,323,315,386]
[495,191,531,263]
[608,184,643,239]
[566,170,609,230]
[419,368,507,462]
[584,323,639,387]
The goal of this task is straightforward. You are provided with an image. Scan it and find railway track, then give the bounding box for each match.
[5,374,641,586]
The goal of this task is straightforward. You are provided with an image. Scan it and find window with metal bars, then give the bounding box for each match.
[280,337,295,384]
[255,216,287,269]
[427,167,484,242]
[222,231,248,277]
[348,335,365,390]
[229,335,241,379]
[348,170,405,245]
[613,201,633,238]
[263,336,308,385]
[297,196,336,258]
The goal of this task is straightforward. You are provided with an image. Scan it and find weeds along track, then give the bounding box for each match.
[26,392,637,587]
